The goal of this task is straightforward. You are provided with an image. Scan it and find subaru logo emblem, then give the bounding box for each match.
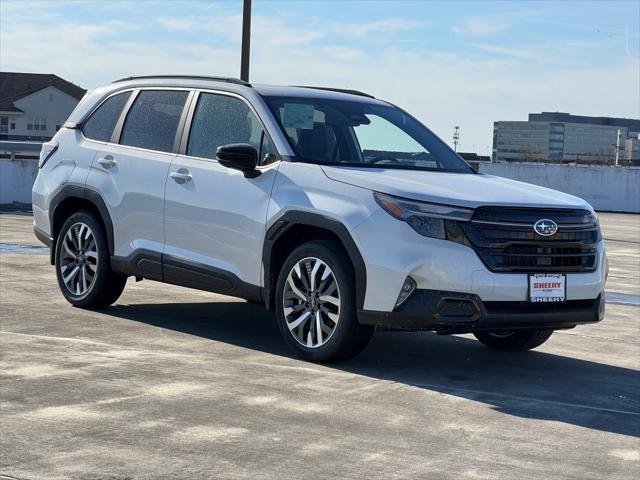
[534,219,558,236]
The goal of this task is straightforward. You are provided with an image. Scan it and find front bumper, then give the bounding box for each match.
[358,289,605,333]
[350,209,608,312]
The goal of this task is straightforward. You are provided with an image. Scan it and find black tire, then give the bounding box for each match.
[474,330,553,351]
[275,240,373,363]
[55,210,127,309]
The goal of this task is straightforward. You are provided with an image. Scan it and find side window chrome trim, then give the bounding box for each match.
[179,88,281,166]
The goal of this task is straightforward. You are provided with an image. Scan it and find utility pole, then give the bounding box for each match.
[614,128,622,167]
[453,126,460,152]
[240,0,252,82]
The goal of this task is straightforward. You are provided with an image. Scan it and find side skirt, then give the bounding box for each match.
[111,250,263,303]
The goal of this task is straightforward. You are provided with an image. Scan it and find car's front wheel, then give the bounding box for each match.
[474,330,553,351]
[275,240,373,362]
[55,210,127,309]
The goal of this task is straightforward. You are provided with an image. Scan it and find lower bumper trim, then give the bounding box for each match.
[33,225,52,248]
[358,289,604,333]
[34,225,55,265]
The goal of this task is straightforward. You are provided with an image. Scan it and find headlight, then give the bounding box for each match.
[373,192,473,239]
[39,140,58,168]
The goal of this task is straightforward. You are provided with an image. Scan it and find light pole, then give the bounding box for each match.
[240,0,252,82]
[614,128,622,167]
[453,126,460,152]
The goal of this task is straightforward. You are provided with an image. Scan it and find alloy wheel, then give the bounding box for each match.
[282,257,341,348]
[59,222,98,296]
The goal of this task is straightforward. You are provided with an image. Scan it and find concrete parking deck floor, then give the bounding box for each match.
[1,212,639,480]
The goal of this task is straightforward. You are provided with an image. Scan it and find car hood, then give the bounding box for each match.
[321,166,591,209]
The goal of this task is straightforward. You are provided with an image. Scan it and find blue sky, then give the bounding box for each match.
[1,0,638,152]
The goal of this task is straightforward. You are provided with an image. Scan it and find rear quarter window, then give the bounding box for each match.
[82,92,131,142]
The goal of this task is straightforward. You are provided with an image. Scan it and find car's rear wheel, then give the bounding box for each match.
[55,211,127,309]
[275,240,373,362]
[474,330,553,351]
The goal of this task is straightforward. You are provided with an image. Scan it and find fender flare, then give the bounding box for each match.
[262,210,367,310]
[49,184,115,258]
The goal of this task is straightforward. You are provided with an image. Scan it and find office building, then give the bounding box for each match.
[493,112,640,164]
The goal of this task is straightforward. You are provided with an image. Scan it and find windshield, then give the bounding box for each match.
[263,95,473,173]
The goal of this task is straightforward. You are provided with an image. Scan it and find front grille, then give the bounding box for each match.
[459,207,600,272]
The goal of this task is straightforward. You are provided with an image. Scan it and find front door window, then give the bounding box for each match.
[187,92,275,164]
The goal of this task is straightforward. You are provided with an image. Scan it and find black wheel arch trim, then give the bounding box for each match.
[110,248,163,280]
[262,210,367,311]
[49,184,115,264]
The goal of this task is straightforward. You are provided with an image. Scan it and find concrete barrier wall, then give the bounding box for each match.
[479,163,640,213]
[0,159,39,205]
[1,158,638,213]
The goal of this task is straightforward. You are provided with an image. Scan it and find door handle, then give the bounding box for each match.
[170,169,192,184]
[98,155,117,169]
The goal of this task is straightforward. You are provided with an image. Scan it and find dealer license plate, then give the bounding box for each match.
[529,273,566,303]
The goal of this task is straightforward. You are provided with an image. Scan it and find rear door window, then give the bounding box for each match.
[120,90,189,153]
[82,92,130,142]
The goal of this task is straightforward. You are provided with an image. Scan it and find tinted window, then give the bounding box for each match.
[82,92,130,142]
[260,134,278,165]
[187,93,270,161]
[264,96,473,173]
[120,90,188,153]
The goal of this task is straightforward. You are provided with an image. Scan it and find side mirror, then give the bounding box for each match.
[216,143,260,177]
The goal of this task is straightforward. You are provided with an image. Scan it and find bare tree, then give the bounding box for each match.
[521,146,545,163]
[592,147,613,166]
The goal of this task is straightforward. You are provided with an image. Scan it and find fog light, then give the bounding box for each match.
[395,277,416,308]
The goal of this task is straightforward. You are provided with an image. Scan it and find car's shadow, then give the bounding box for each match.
[102,300,640,438]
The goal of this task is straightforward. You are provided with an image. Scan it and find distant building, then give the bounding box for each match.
[0,72,86,142]
[625,136,640,166]
[492,112,640,164]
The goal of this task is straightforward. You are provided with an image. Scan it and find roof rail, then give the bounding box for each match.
[293,86,375,99]
[113,75,251,86]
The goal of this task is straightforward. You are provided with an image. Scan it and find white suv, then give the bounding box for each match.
[33,76,607,362]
